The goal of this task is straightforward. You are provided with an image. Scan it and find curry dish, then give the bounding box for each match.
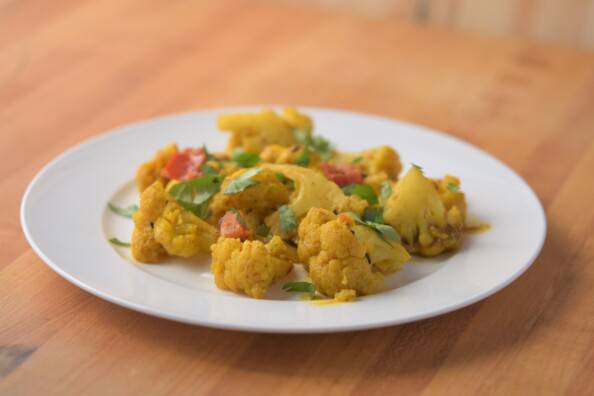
[114,108,469,302]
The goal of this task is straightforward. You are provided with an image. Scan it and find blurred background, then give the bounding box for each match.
[276,0,594,49]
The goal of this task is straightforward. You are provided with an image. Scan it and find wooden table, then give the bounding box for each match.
[2,1,593,394]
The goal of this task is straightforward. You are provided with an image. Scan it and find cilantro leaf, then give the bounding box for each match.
[275,172,295,190]
[282,281,316,297]
[352,156,363,164]
[312,136,333,160]
[200,163,219,176]
[363,207,384,223]
[279,205,298,235]
[169,175,224,218]
[447,182,460,193]
[256,223,270,237]
[348,212,400,242]
[342,184,378,205]
[108,203,138,219]
[109,238,131,247]
[202,145,217,161]
[224,168,262,195]
[294,142,311,167]
[412,163,423,171]
[231,148,260,168]
[380,181,392,204]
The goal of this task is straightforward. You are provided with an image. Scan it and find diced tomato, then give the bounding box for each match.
[220,211,251,241]
[319,162,364,187]
[161,148,206,181]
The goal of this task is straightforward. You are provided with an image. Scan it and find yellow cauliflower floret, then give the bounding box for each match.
[210,168,290,220]
[131,181,219,262]
[298,208,410,297]
[153,202,219,257]
[218,109,309,155]
[334,146,402,191]
[131,181,168,263]
[308,217,384,298]
[435,175,467,221]
[384,167,465,257]
[211,236,297,299]
[260,144,322,168]
[135,144,178,192]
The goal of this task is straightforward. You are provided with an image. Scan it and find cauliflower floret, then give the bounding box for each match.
[260,144,322,168]
[135,144,178,192]
[210,168,290,220]
[217,108,312,155]
[298,208,401,298]
[282,107,313,131]
[334,146,402,191]
[384,167,465,256]
[153,202,219,257]
[131,181,168,263]
[211,236,297,299]
[131,180,219,262]
[435,175,467,220]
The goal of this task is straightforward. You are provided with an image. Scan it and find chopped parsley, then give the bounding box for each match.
[109,238,131,247]
[224,168,262,195]
[231,148,260,168]
[282,281,316,298]
[342,184,378,205]
[279,205,298,235]
[169,174,224,219]
[107,203,138,219]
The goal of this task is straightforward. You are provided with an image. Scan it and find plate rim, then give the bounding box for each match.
[20,106,547,333]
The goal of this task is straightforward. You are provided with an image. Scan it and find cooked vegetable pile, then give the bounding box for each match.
[110,108,468,302]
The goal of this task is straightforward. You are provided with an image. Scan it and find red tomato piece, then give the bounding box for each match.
[220,211,251,241]
[319,162,364,187]
[161,148,206,180]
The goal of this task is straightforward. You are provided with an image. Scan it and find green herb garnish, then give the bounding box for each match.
[203,145,217,161]
[349,212,400,242]
[200,163,219,176]
[293,129,334,165]
[109,238,131,247]
[447,182,460,193]
[282,281,316,298]
[380,181,392,203]
[169,174,224,218]
[342,184,378,205]
[412,163,423,171]
[363,207,384,224]
[351,156,363,164]
[224,168,262,195]
[275,172,295,190]
[256,223,270,237]
[107,203,138,219]
[231,148,260,168]
[279,205,298,235]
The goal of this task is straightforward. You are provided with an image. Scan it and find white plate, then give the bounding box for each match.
[21,107,546,333]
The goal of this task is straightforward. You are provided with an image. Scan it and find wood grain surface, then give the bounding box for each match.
[1,0,594,394]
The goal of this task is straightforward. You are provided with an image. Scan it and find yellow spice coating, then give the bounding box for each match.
[217,108,312,155]
[135,143,178,193]
[384,167,465,257]
[211,236,297,299]
[131,180,219,263]
[210,168,290,221]
[298,208,389,298]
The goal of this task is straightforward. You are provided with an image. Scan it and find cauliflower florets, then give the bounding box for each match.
[211,236,297,299]
[298,208,411,298]
[210,168,290,221]
[135,144,178,193]
[333,146,402,191]
[131,181,219,262]
[217,108,312,155]
[384,167,465,257]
